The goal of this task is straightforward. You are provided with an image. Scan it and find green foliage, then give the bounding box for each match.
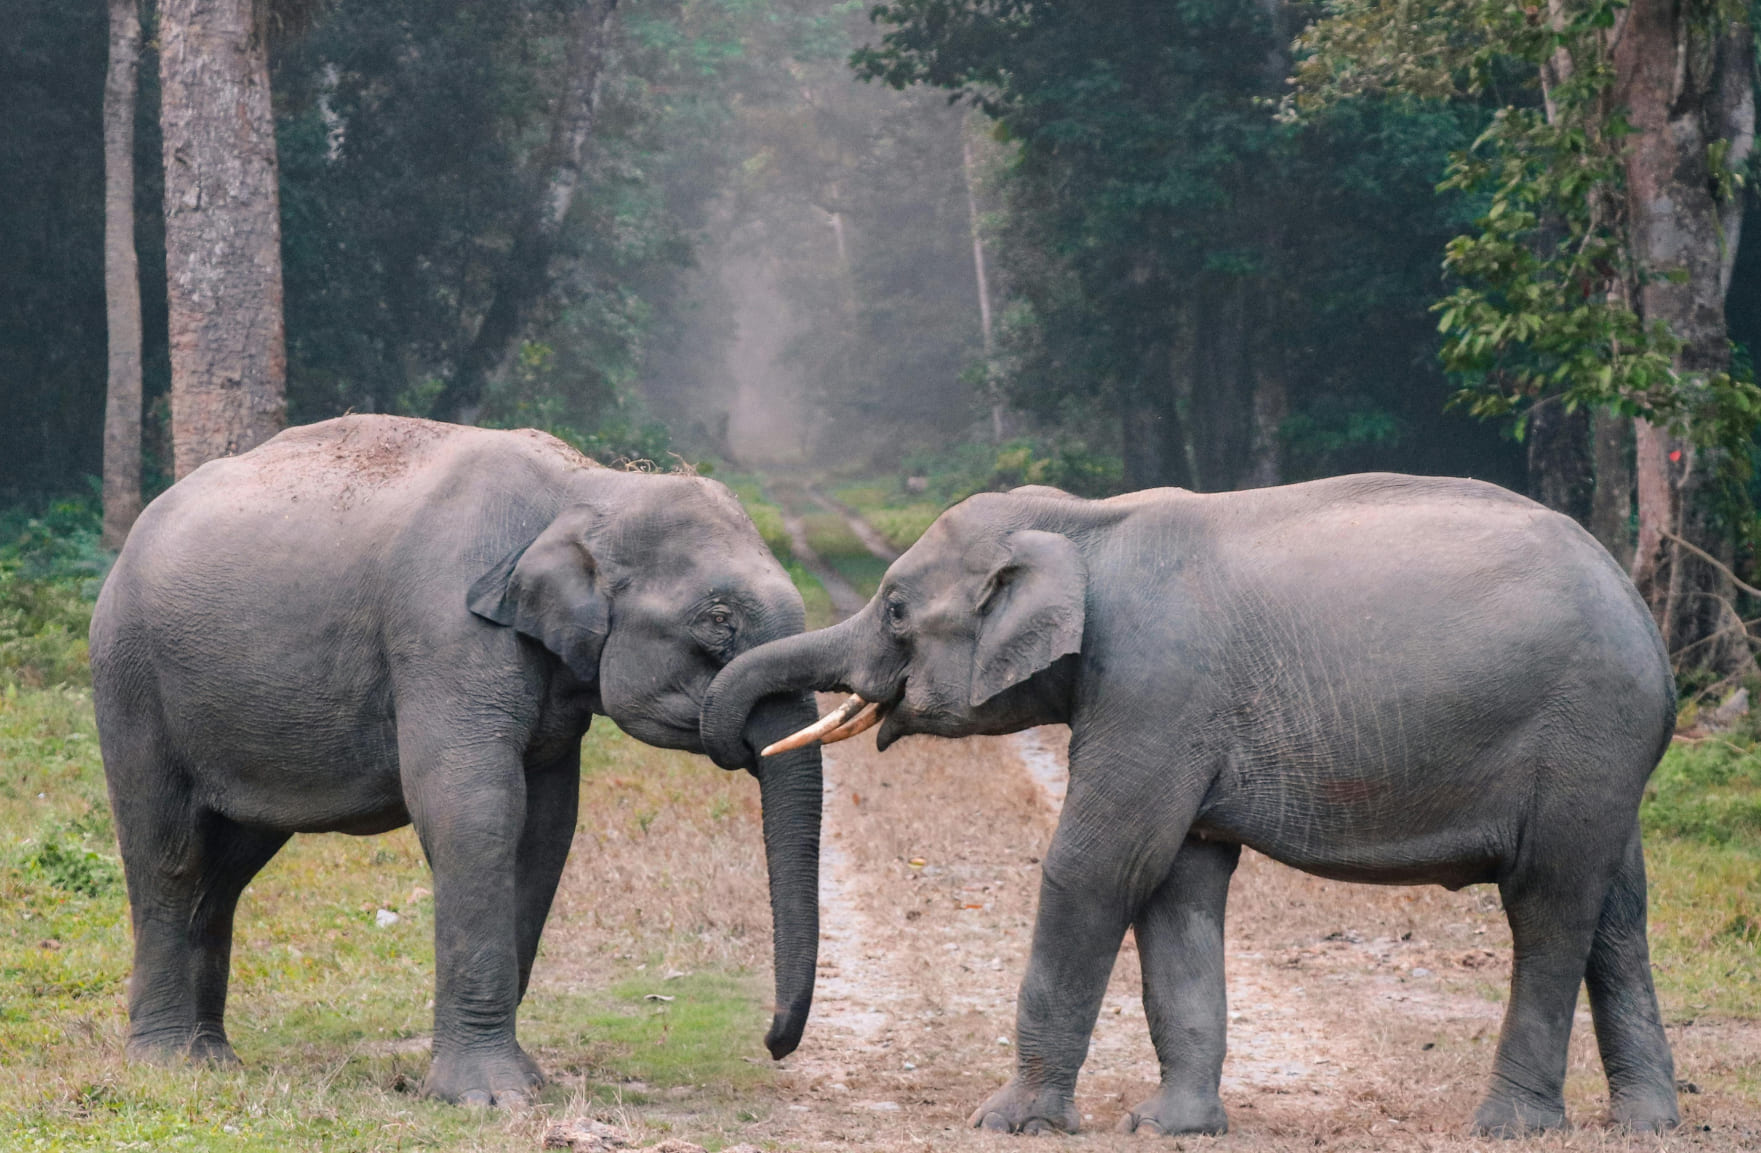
[857,0,1522,489]
[898,439,1123,506]
[0,499,105,690]
[1296,0,1761,471]
[863,506,941,552]
[20,825,121,900]
[1645,736,1761,846]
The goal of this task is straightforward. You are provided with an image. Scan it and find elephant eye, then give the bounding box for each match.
[708,607,731,626]
[885,597,908,628]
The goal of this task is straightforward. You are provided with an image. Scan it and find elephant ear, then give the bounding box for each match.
[970,529,1086,707]
[467,507,609,683]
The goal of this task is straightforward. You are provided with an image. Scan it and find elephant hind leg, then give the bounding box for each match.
[1585,823,1678,1132]
[1117,835,1239,1137]
[1474,837,1618,1135]
[118,788,287,1066]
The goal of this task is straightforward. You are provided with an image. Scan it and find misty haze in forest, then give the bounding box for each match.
[11,0,1761,680]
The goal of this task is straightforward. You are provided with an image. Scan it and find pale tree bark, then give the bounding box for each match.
[1243,292,1286,489]
[435,0,620,424]
[962,122,1005,443]
[159,0,287,478]
[1240,0,1290,489]
[1615,7,1756,675]
[103,0,144,548]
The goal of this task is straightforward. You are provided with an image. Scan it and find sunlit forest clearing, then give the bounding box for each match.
[7,0,1761,1148]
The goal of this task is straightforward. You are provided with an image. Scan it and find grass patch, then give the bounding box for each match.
[827,483,941,554]
[1636,738,1761,1019]
[1645,837,1761,1018]
[720,476,834,628]
[561,973,769,1095]
[1644,736,1761,845]
[0,498,107,691]
[0,688,777,1151]
[798,512,865,561]
[798,513,889,599]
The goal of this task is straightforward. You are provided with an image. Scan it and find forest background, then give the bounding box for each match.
[9,0,1761,674]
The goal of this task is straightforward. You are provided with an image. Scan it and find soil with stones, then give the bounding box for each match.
[543,489,1761,1152]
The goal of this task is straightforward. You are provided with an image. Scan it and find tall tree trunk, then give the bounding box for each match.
[1614,7,1756,675]
[1243,291,1286,489]
[103,0,144,547]
[962,125,1004,443]
[159,0,286,479]
[435,0,619,424]
[1526,402,1592,522]
[1589,409,1633,567]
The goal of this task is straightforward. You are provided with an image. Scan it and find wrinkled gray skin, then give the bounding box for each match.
[703,475,1678,1138]
[91,416,822,1106]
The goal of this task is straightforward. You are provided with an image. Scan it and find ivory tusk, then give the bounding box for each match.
[761,694,867,757]
[820,700,885,745]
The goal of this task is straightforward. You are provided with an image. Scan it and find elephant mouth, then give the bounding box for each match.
[760,692,895,757]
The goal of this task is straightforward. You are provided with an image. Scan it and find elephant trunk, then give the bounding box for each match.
[701,623,856,771]
[704,622,859,1058]
[747,694,823,1059]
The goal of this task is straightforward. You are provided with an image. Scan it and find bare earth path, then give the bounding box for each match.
[738,718,1759,1151]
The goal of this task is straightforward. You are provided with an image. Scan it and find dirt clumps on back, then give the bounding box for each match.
[229,416,606,513]
[508,425,600,471]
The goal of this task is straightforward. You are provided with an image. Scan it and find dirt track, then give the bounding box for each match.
[719,717,1759,1151]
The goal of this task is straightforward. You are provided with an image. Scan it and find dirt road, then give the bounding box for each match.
[724,705,1756,1151]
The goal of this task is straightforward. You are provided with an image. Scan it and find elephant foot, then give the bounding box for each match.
[1114,1087,1228,1137]
[1609,1086,1679,1134]
[968,1078,1081,1135]
[125,1024,241,1068]
[1472,1091,1566,1138]
[423,1044,545,1108]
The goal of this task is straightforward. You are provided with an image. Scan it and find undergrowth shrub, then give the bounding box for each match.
[21,825,121,899]
[1645,737,1761,847]
[0,497,107,689]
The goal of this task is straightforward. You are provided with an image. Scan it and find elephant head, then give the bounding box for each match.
[701,491,1087,771]
[468,472,822,1059]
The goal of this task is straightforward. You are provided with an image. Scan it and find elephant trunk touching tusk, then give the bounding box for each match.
[760,694,892,756]
[822,699,885,743]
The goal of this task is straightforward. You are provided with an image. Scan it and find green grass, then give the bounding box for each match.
[827,484,941,554]
[1639,738,1761,1019]
[0,687,775,1152]
[799,513,889,600]
[720,475,834,628]
[1643,735,1761,845]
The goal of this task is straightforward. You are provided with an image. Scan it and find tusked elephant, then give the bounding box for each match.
[702,474,1679,1137]
[90,415,822,1106]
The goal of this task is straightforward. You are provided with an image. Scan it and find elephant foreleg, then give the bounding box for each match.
[515,747,580,1004]
[970,743,1204,1135]
[403,721,536,1108]
[1118,835,1239,1136]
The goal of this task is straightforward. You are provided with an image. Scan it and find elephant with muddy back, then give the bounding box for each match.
[90,415,823,1105]
[702,474,1680,1137]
